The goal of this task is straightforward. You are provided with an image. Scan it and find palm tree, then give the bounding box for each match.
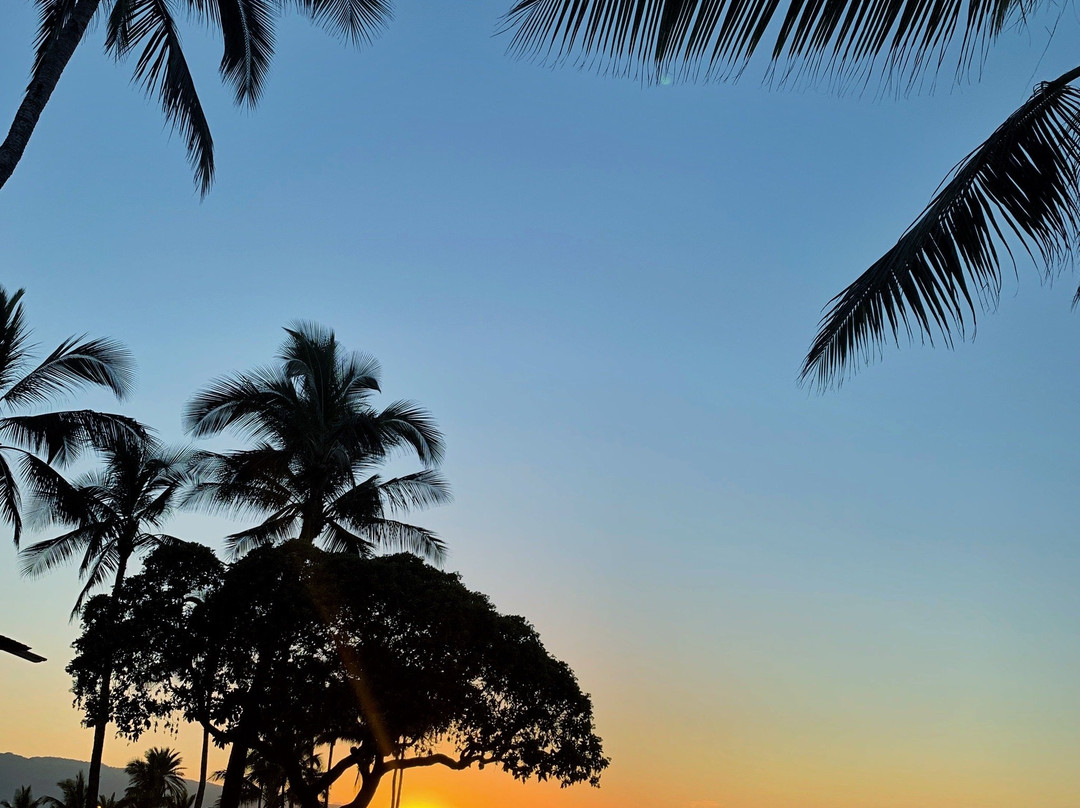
[502,0,1080,385]
[0,284,136,549]
[183,322,450,559]
[1,786,47,808]
[42,773,89,808]
[123,748,188,808]
[20,432,194,808]
[212,751,286,808]
[183,322,449,808]
[0,0,393,195]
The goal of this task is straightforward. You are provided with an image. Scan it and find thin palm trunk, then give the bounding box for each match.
[85,548,130,808]
[323,742,333,808]
[0,0,101,190]
[194,722,210,808]
[220,651,273,808]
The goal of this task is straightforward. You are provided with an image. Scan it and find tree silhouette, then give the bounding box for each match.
[21,431,193,808]
[0,284,137,551]
[42,773,89,808]
[0,0,394,194]
[70,543,608,808]
[1,786,47,808]
[123,748,188,808]
[184,322,450,559]
[503,0,1080,385]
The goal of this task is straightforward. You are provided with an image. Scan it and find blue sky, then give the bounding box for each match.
[3,3,1080,806]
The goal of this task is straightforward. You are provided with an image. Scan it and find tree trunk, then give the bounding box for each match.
[219,649,273,808]
[219,733,253,808]
[340,769,382,808]
[323,742,333,808]
[85,551,130,808]
[0,0,102,190]
[193,722,211,808]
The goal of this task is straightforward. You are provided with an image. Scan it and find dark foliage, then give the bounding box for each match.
[71,543,608,808]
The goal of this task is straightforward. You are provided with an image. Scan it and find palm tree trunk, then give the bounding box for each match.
[220,649,274,808]
[85,551,130,808]
[194,722,211,808]
[323,742,333,808]
[0,0,102,190]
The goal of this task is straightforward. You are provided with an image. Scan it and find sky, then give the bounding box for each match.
[3,2,1080,807]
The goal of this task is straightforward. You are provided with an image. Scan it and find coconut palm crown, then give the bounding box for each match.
[20,429,194,612]
[123,748,188,808]
[0,285,137,548]
[1,786,47,808]
[183,322,450,561]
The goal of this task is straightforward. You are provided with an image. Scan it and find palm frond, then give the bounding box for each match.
[371,470,452,514]
[292,0,393,45]
[358,518,447,563]
[502,0,1032,87]
[183,368,286,437]
[320,518,375,555]
[210,0,276,106]
[802,66,1080,387]
[0,454,23,546]
[105,0,138,56]
[184,448,294,514]
[224,509,300,556]
[16,450,93,528]
[0,411,146,465]
[31,0,78,81]
[20,523,110,577]
[127,0,216,194]
[373,401,445,465]
[74,544,124,615]
[1,336,135,406]
[0,287,30,392]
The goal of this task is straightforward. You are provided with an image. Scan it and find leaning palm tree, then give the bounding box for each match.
[0,284,136,549]
[183,322,451,560]
[20,432,194,808]
[123,748,188,808]
[503,0,1080,386]
[1,1,394,194]
[1,786,47,808]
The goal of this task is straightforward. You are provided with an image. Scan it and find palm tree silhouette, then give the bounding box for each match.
[0,285,137,550]
[503,0,1080,385]
[183,322,450,560]
[1,786,47,808]
[123,748,188,808]
[0,0,393,194]
[20,432,193,808]
[42,773,90,808]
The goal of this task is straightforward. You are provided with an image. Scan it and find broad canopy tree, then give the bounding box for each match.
[70,542,608,808]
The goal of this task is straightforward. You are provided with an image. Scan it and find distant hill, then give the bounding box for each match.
[0,752,221,803]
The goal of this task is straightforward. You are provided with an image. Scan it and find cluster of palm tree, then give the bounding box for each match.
[2,749,188,808]
[1,284,450,808]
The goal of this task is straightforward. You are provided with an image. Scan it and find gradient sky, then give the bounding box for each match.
[3,3,1080,807]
